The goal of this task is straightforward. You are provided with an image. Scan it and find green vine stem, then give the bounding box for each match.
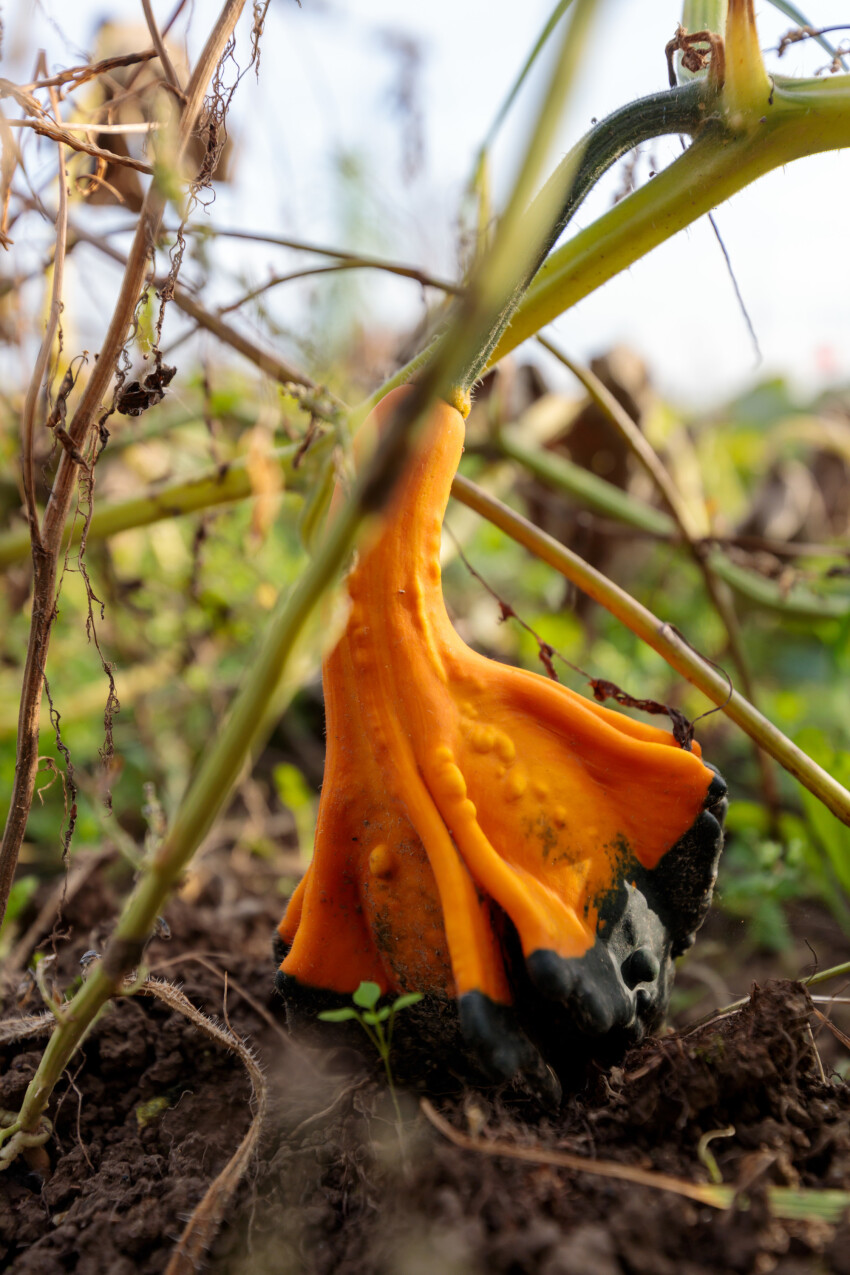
[450,474,850,830]
[681,2,727,39]
[364,80,710,415]
[360,45,850,412]
[0,441,314,570]
[493,71,850,367]
[460,81,708,389]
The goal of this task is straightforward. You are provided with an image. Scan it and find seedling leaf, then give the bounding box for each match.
[352,980,382,1009]
[362,1007,391,1025]
[318,1007,359,1023]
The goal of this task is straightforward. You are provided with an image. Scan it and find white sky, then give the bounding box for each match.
[7,0,850,407]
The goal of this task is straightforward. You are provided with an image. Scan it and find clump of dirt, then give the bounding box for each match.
[1,870,848,1275]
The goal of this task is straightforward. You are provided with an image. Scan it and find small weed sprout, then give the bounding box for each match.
[319,981,423,1123]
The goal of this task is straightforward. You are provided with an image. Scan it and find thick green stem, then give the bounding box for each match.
[450,474,850,829]
[459,82,708,390]
[368,72,850,405]
[8,398,413,1139]
[681,1,728,38]
[493,74,850,364]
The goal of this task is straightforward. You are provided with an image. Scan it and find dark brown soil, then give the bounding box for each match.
[2,867,849,1275]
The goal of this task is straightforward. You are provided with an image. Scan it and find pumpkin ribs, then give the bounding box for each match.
[276,387,727,1097]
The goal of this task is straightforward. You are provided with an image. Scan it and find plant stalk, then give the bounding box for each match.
[0,0,250,928]
[535,334,782,825]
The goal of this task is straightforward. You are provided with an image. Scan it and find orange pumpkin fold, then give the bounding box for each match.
[276,386,726,1093]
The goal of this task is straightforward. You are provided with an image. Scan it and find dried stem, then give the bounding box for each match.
[9,120,164,135]
[7,117,155,174]
[420,1099,850,1221]
[0,109,18,247]
[22,50,159,94]
[65,220,333,405]
[19,89,69,546]
[168,284,338,404]
[138,979,266,1273]
[182,223,461,292]
[68,219,406,404]
[218,260,458,314]
[141,0,184,93]
[0,0,251,929]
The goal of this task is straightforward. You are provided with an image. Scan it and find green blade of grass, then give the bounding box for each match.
[477,0,577,159]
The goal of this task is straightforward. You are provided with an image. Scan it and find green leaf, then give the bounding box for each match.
[391,992,424,1013]
[2,874,38,925]
[317,1007,358,1023]
[362,1007,391,1025]
[352,980,381,1010]
[272,762,318,854]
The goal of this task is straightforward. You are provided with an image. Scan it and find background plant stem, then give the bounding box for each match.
[535,334,782,825]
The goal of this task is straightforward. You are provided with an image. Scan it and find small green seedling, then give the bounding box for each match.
[319,981,423,1123]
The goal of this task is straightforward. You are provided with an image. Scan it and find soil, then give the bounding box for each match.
[1,863,849,1275]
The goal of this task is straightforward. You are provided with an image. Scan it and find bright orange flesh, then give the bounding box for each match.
[279,386,714,1004]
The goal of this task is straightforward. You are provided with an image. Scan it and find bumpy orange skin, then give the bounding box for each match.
[278,387,718,1017]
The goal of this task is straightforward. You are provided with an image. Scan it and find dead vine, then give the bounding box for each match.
[137,978,268,1275]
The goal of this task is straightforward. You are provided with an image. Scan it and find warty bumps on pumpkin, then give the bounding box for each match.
[276,386,727,1099]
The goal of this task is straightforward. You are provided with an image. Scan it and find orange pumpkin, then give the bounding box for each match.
[277,386,726,1093]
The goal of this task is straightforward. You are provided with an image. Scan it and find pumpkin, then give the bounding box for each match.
[276,386,726,1094]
